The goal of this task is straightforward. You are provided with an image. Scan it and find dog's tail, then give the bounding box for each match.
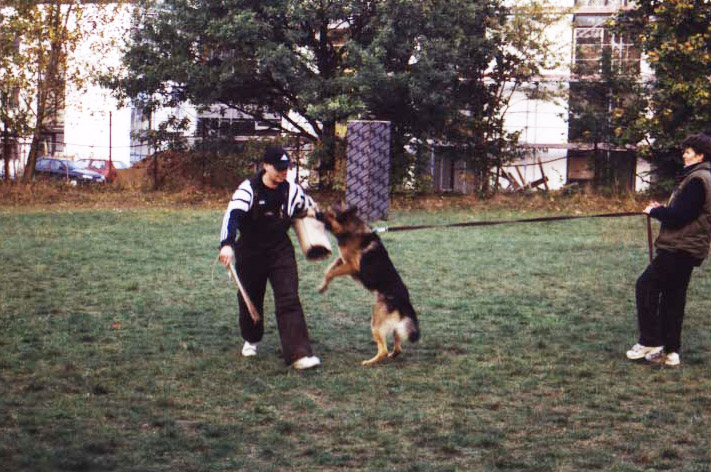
[396,302,420,343]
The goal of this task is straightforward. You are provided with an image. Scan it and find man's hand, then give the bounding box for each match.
[218,245,235,267]
[643,201,661,215]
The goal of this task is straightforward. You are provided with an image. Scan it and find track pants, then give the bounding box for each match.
[635,249,696,353]
[235,239,313,365]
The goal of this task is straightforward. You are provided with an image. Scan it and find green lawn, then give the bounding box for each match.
[0,206,709,471]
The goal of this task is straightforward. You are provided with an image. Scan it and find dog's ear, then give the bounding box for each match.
[336,205,358,224]
[344,205,358,217]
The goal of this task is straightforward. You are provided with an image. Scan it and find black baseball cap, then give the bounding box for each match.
[263,146,291,170]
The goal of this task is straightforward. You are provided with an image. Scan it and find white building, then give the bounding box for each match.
[433,0,652,193]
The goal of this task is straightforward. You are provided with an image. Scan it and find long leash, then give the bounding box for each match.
[373,211,642,233]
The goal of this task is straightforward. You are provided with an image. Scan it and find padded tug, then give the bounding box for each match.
[316,205,420,365]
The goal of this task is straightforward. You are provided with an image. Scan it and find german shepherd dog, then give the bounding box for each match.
[316,205,420,365]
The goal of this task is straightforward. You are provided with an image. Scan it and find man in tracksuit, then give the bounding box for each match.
[218,146,320,370]
[626,133,711,366]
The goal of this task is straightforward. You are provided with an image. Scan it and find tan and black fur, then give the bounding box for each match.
[316,205,420,365]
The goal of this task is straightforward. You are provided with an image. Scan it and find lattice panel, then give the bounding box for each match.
[345,121,391,222]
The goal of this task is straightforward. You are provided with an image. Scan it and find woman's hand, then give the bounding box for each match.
[218,245,235,266]
[643,201,661,215]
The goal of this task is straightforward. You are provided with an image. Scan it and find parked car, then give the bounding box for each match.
[75,158,119,182]
[112,161,131,169]
[35,157,106,185]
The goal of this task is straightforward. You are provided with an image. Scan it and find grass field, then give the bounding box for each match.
[0,204,709,471]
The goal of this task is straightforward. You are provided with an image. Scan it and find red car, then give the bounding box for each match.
[76,159,119,182]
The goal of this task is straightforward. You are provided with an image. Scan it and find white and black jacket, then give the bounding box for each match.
[220,171,313,249]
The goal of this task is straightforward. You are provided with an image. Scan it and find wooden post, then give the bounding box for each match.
[538,159,549,191]
[515,166,526,188]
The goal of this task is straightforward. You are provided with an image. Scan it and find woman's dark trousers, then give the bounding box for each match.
[635,249,695,353]
[235,240,313,365]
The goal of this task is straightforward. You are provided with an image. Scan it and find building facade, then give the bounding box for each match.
[433,0,652,193]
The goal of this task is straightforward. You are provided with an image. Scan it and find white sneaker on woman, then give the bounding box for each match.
[646,350,680,366]
[292,356,321,370]
[241,341,258,357]
[625,343,663,360]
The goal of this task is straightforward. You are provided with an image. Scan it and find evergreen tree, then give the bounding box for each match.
[109,0,561,191]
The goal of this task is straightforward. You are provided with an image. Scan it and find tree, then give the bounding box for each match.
[1,7,33,182]
[108,0,372,174]
[340,0,565,194]
[613,0,711,186]
[1,0,120,184]
[110,0,562,192]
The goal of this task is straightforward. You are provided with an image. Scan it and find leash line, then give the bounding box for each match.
[373,211,642,233]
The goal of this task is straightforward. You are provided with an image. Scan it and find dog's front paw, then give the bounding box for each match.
[317,281,329,294]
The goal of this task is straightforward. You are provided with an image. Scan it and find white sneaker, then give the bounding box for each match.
[664,352,680,366]
[626,343,663,360]
[241,341,258,357]
[292,356,321,370]
[646,350,680,366]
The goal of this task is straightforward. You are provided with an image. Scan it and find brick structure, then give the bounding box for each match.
[345,120,391,222]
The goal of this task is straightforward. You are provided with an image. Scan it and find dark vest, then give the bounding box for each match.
[655,162,711,261]
[238,172,292,249]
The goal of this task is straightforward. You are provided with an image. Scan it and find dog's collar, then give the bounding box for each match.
[335,232,352,244]
[335,231,378,247]
[359,232,378,248]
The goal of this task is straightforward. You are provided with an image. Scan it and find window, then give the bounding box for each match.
[36,159,51,171]
[573,14,640,77]
[575,0,630,7]
[196,116,279,138]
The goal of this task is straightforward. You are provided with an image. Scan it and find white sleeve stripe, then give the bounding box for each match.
[288,184,302,216]
[220,210,232,241]
[232,187,252,201]
[288,182,312,216]
[232,197,250,206]
[288,187,300,215]
[234,180,254,208]
[227,200,250,212]
[220,179,253,241]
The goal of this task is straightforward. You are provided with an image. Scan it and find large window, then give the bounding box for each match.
[575,0,631,7]
[568,7,641,189]
[196,117,280,139]
[573,15,640,77]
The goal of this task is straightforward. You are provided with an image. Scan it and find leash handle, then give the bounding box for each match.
[646,216,654,264]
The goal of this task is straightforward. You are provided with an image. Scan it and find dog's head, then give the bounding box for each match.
[317,203,367,236]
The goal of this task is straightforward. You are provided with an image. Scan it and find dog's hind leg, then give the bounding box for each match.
[362,328,389,366]
[389,331,402,359]
[362,300,390,366]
